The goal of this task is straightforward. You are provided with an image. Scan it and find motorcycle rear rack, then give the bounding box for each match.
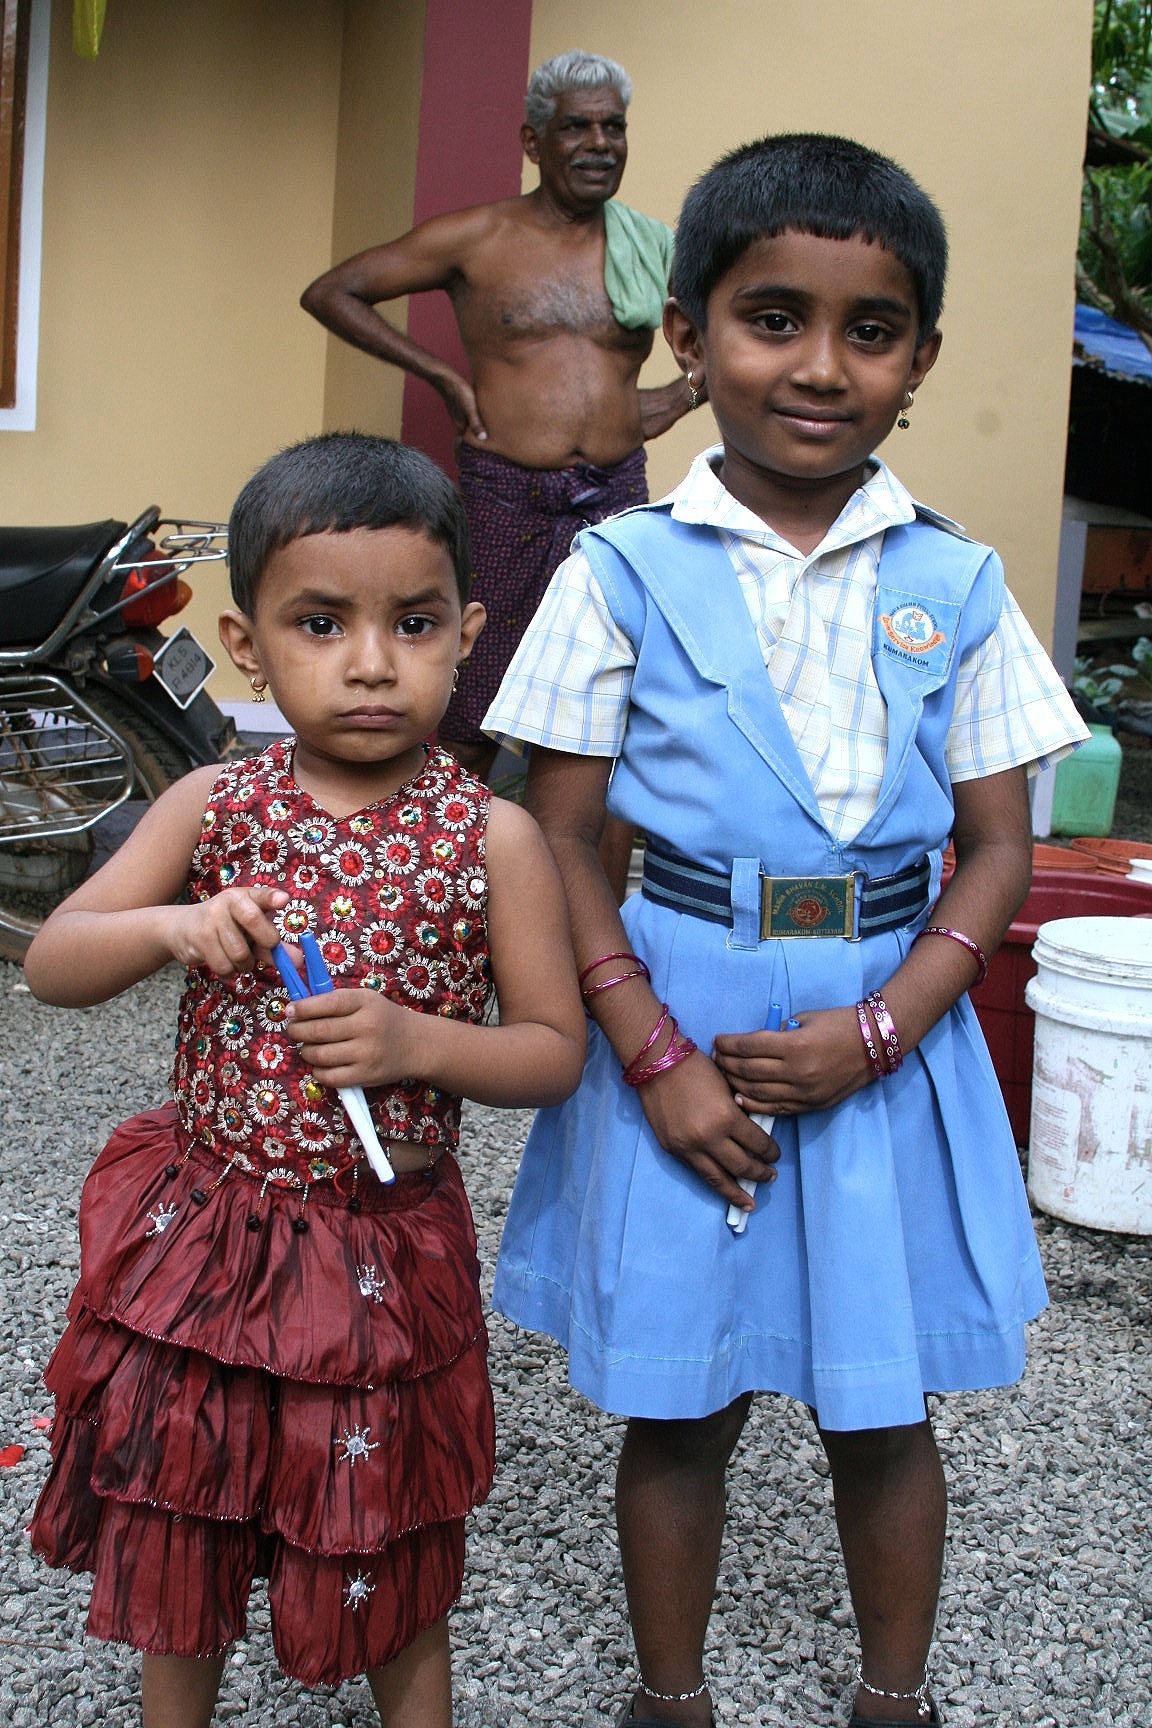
[0,673,135,843]
[0,511,228,666]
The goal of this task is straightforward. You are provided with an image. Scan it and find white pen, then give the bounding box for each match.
[727,1002,798,1234]
[274,935,396,1185]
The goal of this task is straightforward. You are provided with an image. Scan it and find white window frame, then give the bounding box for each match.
[1,0,50,432]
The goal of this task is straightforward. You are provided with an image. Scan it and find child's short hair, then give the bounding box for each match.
[227,432,472,614]
[673,133,947,344]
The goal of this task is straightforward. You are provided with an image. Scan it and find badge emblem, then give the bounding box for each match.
[789,896,829,929]
[880,604,946,654]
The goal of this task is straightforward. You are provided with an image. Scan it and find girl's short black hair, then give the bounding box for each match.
[227,432,472,614]
[673,132,948,344]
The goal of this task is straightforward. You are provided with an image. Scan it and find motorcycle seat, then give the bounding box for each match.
[0,520,128,644]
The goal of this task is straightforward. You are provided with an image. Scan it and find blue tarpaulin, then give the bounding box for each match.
[1074,303,1152,386]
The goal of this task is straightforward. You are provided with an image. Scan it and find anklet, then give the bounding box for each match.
[855,1662,932,1720]
[640,1675,708,1702]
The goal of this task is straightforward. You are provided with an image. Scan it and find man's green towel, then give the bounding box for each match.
[603,201,674,330]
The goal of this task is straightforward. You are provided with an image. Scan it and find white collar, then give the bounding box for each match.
[661,443,918,559]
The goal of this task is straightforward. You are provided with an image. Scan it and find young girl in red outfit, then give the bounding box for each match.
[24,432,585,1728]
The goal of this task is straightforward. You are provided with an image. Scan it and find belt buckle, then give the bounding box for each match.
[759,873,857,940]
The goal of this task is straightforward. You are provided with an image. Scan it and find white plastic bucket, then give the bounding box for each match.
[1024,916,1152,1233]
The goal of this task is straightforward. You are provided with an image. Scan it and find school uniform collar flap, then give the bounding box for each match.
[857,515,993,843]
[582,505,766,687]
[581,506,827,825]
[603,450,917,683]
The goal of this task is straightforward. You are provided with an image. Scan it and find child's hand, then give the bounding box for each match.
[168,886,290,977]
[637,1048,780,1211]
[285,986,416,1091]
[712,1007,873,1116]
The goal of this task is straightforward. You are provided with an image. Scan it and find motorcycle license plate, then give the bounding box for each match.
[152,627,215,710]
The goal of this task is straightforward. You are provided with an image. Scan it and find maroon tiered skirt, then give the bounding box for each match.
[30,1104,495,1686]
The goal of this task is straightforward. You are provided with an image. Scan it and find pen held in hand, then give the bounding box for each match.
[272,936,396,1185]
[727,1004,799,1235]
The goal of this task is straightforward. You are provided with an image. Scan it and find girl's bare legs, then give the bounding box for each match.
[615,1394,753,1728]
[366,1616,452,1728]
[141,1653,226,1728]
[819,1416,946,1722]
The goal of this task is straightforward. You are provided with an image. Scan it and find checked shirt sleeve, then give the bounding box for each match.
[946,589,1090,782]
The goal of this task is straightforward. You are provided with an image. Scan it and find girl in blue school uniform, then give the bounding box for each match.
[483,134,1088,1728]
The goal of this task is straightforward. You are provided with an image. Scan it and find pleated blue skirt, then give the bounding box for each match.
[492,894,1047,1431]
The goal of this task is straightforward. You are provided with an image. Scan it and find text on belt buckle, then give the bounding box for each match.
[759,873,857,940]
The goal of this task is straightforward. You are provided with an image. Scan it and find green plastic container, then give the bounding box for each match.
[1050,724,1122,837]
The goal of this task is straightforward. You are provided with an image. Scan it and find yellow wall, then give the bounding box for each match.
[0,0,350,696]
[0,0,428,701]
[0,0,1092,705]
[1,0,352,511]
[527,0,1092,641]
[318,0,425,441]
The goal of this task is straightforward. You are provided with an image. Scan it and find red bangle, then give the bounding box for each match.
[913,925,989,986]
[865,990,903,1074]
[578,951,649,988]
[856,998,888,1079]
[582,968,649,999]
[622,1005,670,1083]
[624,1025,698,1087]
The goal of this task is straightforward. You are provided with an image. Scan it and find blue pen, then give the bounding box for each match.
[273,934,396,1184]
[727,1002,800,1234]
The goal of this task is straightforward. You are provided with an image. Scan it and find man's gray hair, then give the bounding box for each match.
[524,50,632,133]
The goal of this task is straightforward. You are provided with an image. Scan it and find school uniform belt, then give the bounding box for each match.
[640,842,932,940]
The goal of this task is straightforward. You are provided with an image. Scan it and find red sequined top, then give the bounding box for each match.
[171,741,492,1190]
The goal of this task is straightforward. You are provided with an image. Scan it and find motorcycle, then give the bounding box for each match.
[0,507,237,961]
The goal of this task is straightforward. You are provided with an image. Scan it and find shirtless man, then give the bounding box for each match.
[301,50,698,841]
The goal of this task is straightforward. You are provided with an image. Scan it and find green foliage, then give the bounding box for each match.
[1074,656,1133,705]
[1092,0,1152,118]
[1074,639,1152,709]
[1080,1,1152,335]
[1081,162,1152,321]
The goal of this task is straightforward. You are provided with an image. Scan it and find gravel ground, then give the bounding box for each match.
[1,957,1150,1727]
[1,728,1150,1727]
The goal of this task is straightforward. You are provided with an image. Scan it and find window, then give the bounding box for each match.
[1,0,47,430]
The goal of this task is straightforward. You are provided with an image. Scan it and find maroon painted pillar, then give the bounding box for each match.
[400,0,534,477]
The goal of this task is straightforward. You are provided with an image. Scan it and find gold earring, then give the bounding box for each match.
[452,666,460,692]
[685,370,701,412]
[897,392,914,430]
[250,675,268,704]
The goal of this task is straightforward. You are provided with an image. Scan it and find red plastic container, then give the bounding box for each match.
[967,869,1152,1146]
[1069,836,1152,875]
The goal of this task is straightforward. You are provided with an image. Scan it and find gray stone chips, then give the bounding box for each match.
[1,962,1149,1726]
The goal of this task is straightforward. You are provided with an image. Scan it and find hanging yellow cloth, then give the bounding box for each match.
[73,0,107,59]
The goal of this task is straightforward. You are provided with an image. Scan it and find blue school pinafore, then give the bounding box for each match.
[492,508,1047,1431]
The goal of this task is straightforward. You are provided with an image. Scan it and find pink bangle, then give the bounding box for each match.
[582,968,649,999]
[865,990,903,1075]
[914,925,989,987]
[624,1025,698,1088]
[856,998,888,1079]
[579,951,649,988]
[622,1004,670,1083]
